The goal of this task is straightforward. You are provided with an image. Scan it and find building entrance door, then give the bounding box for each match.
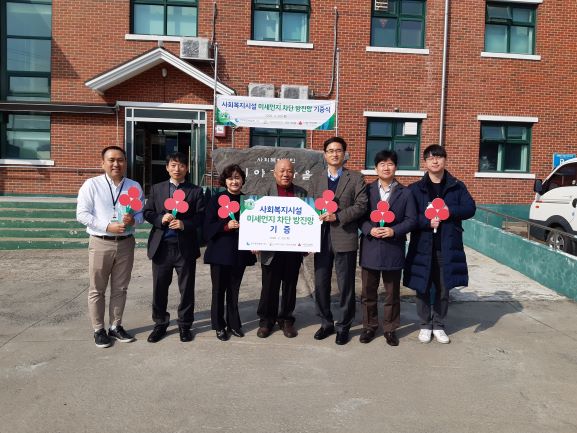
[125,107,207,195]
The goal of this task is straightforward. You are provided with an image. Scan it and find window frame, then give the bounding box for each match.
[1,111,51,160]
[1,0,52,101]
[365,118,421,170]
[370,0,426,49]
[249,128,306,148]
[479,121,532,173]
[484,2,537,55]
[131,0,198,37]
[251,0,310,43]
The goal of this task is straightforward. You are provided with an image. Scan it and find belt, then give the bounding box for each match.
[92,234,133,241]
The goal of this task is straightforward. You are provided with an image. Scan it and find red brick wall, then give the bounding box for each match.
[2,0,574,204]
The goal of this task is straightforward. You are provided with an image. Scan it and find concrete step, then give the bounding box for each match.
[0,228,149,239]
[0,237,148,250]
[0,209,77,218]
[0,201,77,209]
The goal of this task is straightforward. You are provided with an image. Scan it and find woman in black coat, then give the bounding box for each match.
[204,165,256,341]
[358,150,417,346]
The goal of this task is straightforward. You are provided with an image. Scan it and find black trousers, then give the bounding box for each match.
[416,250,449,330]
[314,231,357,332]
[210,264,246,331]
[361,268,402,332]
[258,252,302,328]
[151,238,196,328]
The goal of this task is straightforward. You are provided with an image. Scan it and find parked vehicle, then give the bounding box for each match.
[529,158,577,254]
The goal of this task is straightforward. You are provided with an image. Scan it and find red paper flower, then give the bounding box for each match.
[164,189,189,215]
[314,190,338,214]
[118,186,143,212]
[370,200,395,225]
[425,198,450,221]
[217,194,240,220]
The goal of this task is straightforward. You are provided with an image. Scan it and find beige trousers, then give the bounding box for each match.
[88,236,135,330]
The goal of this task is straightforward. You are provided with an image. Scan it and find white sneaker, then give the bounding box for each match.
[433,329,450,344]
[418,329,432,343]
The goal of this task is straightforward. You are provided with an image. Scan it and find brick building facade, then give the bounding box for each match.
[0,0,574,205]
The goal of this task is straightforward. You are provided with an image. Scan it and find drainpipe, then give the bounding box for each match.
[317,7,338,98]
[335,48,340,137]
[211,42,218,189]
[439,0,450,146]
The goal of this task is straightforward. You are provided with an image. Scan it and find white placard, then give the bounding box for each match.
[403,122,418,136]
[238,195,321,252]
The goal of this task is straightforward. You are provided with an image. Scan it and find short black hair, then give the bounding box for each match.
[219,164,246,187]
[423,144,447,160]
[374,150,398,167]
[101,145,126,159]
[323,136,347,152]
[166,151,188,166]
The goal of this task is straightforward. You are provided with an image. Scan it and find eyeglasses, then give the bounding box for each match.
[425,156,445,162]
[326,149,344,155]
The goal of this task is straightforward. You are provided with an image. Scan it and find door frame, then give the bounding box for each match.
[124,104,208,186]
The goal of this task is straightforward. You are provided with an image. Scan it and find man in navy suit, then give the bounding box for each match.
[143,152,205,343]
[359,150,416,346]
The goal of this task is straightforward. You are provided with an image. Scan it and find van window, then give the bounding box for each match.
[542,162,577,193]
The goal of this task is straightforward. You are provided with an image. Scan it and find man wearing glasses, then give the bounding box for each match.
[403,144,476,344]
[309,137,368,345]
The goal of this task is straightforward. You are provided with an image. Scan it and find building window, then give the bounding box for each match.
[485,2,536,54]
[365,119,420,169]
[371,0,426,48]
[1,0,52,101]
[252,0,310,43]
[479,123,531,172]
[132,0,198,36]
[0,113,51,159]
[250,128,306,148]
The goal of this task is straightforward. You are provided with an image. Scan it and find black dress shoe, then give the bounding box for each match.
[228,328,245,338]
[216,329,230,341]
[335,330,350,345]
[179,327,194,342]
[313,326,335,340]
[147,325,168,343]
[359,329,375,344]
[257,326,271,338]
[384,331,399,346]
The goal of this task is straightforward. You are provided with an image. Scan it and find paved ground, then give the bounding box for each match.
[1,247,576,433]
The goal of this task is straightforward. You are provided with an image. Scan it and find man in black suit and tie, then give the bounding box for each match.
[143,152,205,343]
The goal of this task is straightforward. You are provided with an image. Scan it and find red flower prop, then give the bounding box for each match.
[425,198,450,233]
[370,200,395,227]
[314,190,338,214]
[164,189,189,217]
[118,186,143,213]
[217,194,240,221]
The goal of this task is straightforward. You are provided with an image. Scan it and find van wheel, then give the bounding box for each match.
[546,230,575,254]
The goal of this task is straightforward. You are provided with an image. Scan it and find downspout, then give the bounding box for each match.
[439,0,450,146]
[335,48,340,137]
[211,42,218,189]
[316,7,338,98]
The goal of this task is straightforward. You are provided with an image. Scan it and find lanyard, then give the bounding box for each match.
[107,179,125,208]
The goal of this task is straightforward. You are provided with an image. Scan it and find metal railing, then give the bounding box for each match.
[474,206,577,253]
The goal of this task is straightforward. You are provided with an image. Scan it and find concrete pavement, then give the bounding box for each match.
[1,247,576,433]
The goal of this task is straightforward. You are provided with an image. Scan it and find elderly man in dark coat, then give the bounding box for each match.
[359,150,416,346]
[403,144,476,344]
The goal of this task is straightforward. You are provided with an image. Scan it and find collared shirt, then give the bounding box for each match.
[76,174,144,236]
[378,179,398,202]
[327,167,343,182]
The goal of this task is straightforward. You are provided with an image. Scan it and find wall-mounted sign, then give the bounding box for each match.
[216,95,336,130]
[553,153,576,168]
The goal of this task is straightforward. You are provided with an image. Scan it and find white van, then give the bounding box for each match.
[529,157,577,254]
